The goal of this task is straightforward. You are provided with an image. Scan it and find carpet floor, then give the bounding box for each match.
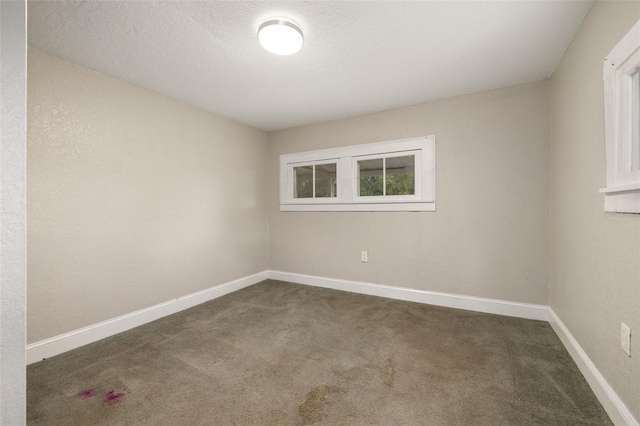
[27,280,612,425]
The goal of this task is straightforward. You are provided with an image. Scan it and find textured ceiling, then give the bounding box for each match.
[27,1,593,131]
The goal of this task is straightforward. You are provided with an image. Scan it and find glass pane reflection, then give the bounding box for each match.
[358,158,383,196]
[386,155,415,195]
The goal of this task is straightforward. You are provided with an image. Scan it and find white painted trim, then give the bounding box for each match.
[281,136,431,165]
[26,271,269,365]
[548,308,639,426]
[27,269,545,365]
[599,182,640,194]
[602,18,640,213]
[603,19,640,79]
[268,270,548,321]
[280,202,435,212]
[604,190,640,214]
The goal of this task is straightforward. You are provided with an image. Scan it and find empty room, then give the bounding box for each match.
[1,0,639,424]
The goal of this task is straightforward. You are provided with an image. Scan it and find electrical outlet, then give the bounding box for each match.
[361,251,368,263]
[621,323,631,357]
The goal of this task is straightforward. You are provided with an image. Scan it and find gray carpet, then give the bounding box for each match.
[27,280,612,425]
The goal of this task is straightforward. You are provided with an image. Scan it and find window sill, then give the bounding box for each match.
[599,183,640,194]
[280,202,436,212]
[600,186,640,213]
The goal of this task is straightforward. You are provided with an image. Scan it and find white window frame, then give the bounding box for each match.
[288,160,339,203]
[601,19,640,213]
[280,136,435,212]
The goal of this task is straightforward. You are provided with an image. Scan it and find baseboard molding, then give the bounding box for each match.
[268,270,548,321]
[26,270,269,365]
[27,270,546,364]
[548,308,638,426]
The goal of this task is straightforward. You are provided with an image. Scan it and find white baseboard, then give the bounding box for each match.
[26,271,269,365]
[548,308,638,426]
[268,270,548,321]
[27,270,545,364]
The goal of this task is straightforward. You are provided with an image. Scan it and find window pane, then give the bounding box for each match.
[294,166,313,198]
[315,163,337,198]
[358,158,383,196]
[386,155,415,195]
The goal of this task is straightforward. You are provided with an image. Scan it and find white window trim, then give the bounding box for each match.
[601,19,640,213]
[280,136,435,212]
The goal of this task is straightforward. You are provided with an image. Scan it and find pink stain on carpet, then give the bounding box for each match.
[77,389,96,399]
[103,390,126,404]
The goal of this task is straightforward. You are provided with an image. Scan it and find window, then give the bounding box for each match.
[292,162,338,199]
[280,136,435,211]
[601,19,640,213]
[355,152,419,199]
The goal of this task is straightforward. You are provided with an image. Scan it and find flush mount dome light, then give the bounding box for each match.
[258,18,303,55]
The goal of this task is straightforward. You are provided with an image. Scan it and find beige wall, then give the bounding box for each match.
[27,49,269,343]
[269,81,550,305]
[549,0,640,420]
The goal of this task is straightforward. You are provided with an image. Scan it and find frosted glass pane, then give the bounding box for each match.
[359,158,383,196]
[386,155,415,195]
[294,166,313,198]
[315,163,337,198]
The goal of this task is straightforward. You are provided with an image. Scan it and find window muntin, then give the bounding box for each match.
[280,136,435,212]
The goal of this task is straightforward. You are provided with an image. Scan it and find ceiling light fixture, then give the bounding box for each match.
[258,18,304,55]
